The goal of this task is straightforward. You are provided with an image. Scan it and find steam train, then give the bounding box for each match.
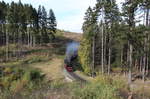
[64,42,79,72]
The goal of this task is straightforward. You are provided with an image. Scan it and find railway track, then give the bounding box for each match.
[63,68,87,83]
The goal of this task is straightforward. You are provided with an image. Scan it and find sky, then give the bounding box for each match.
[1,0,124,33]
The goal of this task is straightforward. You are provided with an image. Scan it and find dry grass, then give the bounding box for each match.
[62,32,82,42]
[129,79,150,98]
[31,58,65,81]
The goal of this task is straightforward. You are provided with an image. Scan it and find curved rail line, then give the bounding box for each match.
[63,68,87,83]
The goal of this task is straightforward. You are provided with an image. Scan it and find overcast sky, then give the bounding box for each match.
[1,0,124,33]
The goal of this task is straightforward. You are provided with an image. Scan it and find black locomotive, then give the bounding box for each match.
[64,42,79,72]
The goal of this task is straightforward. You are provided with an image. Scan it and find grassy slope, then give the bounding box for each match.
[1,30,150,99]
[31,58,64,80]
[0,30,82,78]
[0,31,82,98]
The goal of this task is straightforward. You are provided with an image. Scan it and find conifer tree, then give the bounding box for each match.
[47,9,57,40]
[0,1,57,61]
[122,0,138,84]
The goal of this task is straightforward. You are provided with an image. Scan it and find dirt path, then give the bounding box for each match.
[31,58,64,80]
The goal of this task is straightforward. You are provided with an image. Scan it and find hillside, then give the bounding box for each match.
[0,30,150,99]
[0,31,84,98]
[62,32,82,42]
[0,31,130,99]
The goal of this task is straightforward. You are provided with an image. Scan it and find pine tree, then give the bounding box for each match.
[0,1,57,61]
[103,0,120,74]
[122,0,139,84]
[47,9,57,40]
[41,6,49,43]
[0,1,7,45]
[38,5,42,44]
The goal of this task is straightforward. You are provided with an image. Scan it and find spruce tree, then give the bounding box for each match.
[122,0,138,84]
[47,9,57,40]
[41,6,49,43]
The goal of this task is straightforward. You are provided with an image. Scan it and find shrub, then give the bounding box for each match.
[72,82,121,99]
[4,67,12,74]
[0,66,44,91]
[50,79,65,89]
[94,75,113,85]
[29,70,42,81]
[78,38,92,74]
[71,75,128,99]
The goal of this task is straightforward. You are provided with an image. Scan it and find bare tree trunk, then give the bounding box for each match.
[146,35,149,75]
[18,26,22,58]
[143,8,150,82]
[108,30,111,75]
[128,43,133,84]
[146,54,149,75]
[101,23,104,74]
[104,31,107,73]
[135,60,138,72]
[108,45,111,75]
[13,31,16,57]
[1,24,4,45]
[143,10,146,25]
[142,28,147,83]
[33,36,36,47]
[92,37,95,77]
[27,27,30,47]
[146,9,149,26]
[126,42,130,77]
[6,28,9,61]
[143,53,146,82]
[140,57,143,73]
[100,6,105,74]
[17,27,20,58]
[30,35,32,47]
[121,47,123,66]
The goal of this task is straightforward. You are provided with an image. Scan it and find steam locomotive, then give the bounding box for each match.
[64,42,79,72]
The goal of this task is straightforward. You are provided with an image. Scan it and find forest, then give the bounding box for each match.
[79,0,150,83]
[0,0,56,61]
